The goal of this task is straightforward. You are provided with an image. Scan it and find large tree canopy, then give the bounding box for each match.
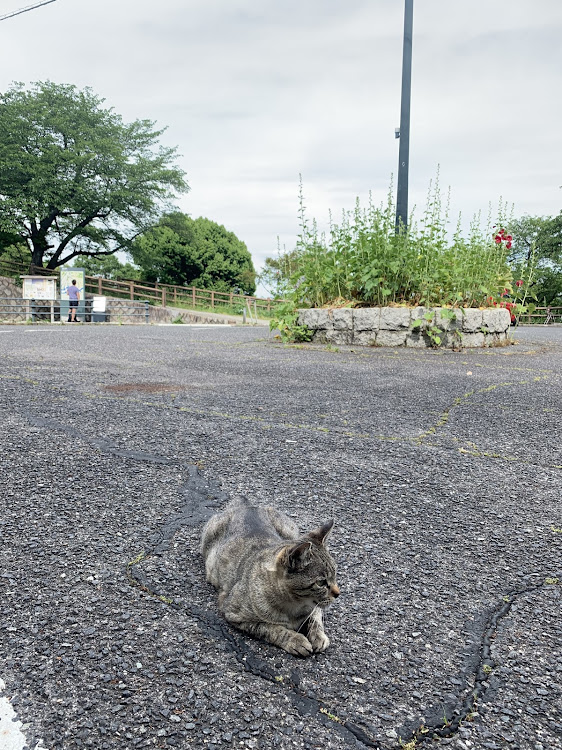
[509,213,562,305]
[130,212,256,294]
[0,81,188,270]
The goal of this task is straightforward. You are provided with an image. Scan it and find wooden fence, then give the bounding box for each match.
[0,259,284,317]
[519,306,562,325]
[2,260,559,322]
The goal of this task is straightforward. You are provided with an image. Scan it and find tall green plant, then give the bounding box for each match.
[283,176,516,309]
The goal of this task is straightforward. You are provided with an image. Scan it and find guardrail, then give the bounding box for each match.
[0,298,151,324]
[0,259,284,316]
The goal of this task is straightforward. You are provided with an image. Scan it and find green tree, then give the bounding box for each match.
[0,81,188,271]
[131,213,256,294]
[258,247,302,299]
[77,254,142,281]
[509,214,562,305]
[0,235,31,279]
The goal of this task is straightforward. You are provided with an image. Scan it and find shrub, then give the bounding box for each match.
[284,175,518,309]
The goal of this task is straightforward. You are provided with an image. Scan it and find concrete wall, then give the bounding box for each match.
[298,306,512,348]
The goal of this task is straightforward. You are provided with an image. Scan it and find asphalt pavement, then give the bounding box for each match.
[0,322,561,750]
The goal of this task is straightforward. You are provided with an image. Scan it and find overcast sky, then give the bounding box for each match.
[1,0,561,294]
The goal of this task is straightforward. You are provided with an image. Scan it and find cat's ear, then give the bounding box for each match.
[308,519,334,546]
[286,541,312,570]
[268,542,311,572]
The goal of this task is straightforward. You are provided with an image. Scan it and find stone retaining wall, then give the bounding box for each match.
[0,277,239,325]
[0,277,26,321]
[298,307,512,348]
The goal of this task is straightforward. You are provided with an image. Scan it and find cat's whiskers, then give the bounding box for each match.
[298,604,321,633]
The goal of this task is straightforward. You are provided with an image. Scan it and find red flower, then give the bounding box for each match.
[499,228,506,236]
[515,279,523,287]
[506,241,512,250]
[506,235,512,242]
[494,235,502,244]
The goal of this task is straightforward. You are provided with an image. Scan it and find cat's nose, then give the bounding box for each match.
[330,584,340,598]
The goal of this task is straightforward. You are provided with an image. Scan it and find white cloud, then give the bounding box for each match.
[0,0,560,294]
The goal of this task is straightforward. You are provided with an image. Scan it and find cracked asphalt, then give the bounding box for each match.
[0,323,561,750]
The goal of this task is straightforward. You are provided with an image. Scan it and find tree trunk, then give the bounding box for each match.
[30,246,46,274]
[29,234,53,273]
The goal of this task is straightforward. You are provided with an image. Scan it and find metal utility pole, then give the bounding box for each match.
[395,0,414,233]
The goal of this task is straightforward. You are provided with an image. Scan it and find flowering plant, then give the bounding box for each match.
[494,227,513,250]
[485,230,535,324]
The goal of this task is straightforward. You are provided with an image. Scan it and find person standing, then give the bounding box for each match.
[67,279,80,322]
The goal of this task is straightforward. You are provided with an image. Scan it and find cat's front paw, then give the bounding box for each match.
[282,632,313,657]
[309,630,330,653]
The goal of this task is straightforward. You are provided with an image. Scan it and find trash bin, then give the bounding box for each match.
[91,296,107,322]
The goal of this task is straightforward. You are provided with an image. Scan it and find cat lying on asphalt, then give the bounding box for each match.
[201,499,339,656]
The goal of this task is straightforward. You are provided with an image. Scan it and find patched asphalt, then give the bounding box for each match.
[0,323,561,750]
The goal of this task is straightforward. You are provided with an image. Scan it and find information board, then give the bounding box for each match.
[60,269,85,300]
[21,276,57,300]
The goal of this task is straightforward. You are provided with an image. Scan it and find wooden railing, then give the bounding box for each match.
[519,306,562,325]
[0,259,284,317]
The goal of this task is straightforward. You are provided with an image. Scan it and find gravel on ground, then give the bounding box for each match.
[0,323,560,750]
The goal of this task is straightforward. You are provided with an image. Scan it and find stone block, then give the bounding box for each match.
[410,307,430,323]
[326,329,353,345]
[312,330,328,344]
[297,309,320,329]
[459,308,483,333]
[435,308,461,331]
[484,331,509,347]
[376,329,408,347]
[379,307,411,330]
[482,308,510,333]
[353,330,378,347]
[353,308,381,331]
[314,309,334,329]
[461,332,485,348]
[405,332,429,348]
[332,308,353,330]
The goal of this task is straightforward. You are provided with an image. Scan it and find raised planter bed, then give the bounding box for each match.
[297,307,512,348]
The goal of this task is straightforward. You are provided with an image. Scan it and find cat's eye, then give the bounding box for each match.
[316,578,328,587]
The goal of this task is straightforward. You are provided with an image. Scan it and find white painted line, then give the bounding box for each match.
[0,678,28,750]
[156,323,242,328]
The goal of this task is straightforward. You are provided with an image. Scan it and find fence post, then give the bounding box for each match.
[230,291,233,305]
[145,301,149,324]
[211,290,215,308]
[192,287,196,308]
[129,281,134,300]
[174,286,177,305]
[31,298,36,323]
[162,287,166,307]
[50,300,55,323]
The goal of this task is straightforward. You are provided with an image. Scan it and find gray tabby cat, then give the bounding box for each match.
[201,499,339,656]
